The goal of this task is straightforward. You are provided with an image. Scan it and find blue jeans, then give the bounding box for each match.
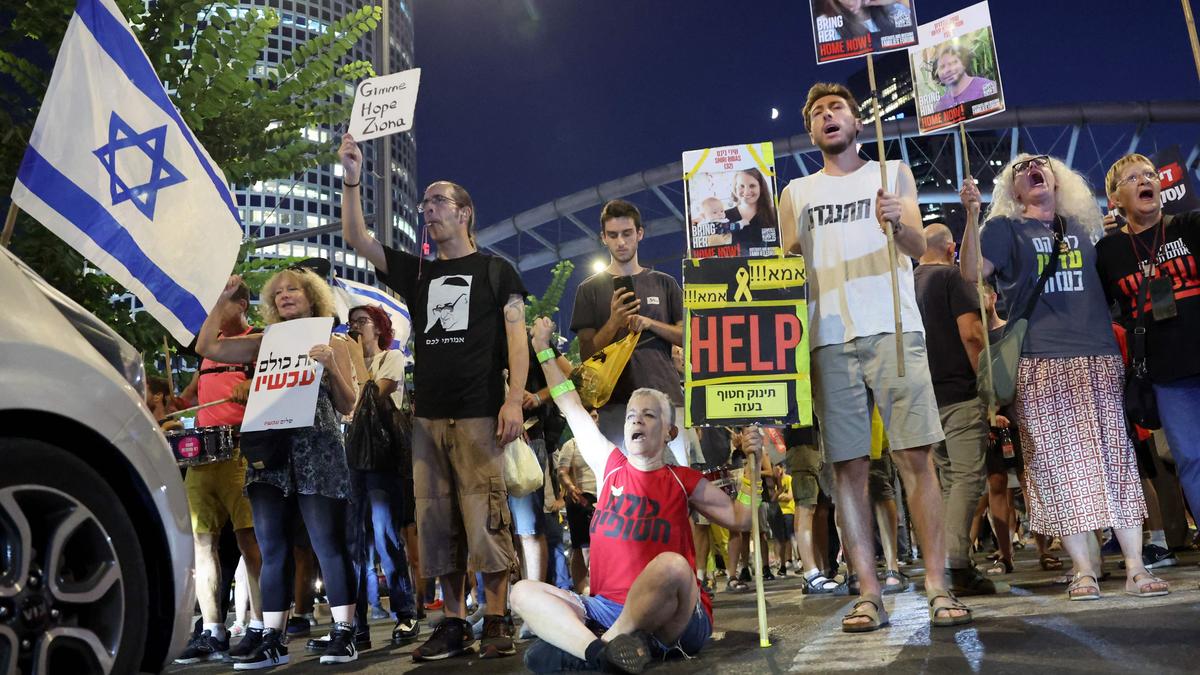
[361,471,416,620]
[1154,375,1200,515]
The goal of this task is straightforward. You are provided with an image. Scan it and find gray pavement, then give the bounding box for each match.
[167,547,1200,674]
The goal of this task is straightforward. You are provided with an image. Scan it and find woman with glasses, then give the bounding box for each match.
[1096,153,1200,544]
[959,154,1168,601]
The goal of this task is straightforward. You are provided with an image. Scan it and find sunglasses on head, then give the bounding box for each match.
[1012,155,1050,174]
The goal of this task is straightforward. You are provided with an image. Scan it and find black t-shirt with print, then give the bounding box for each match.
[378,247,528,419]
[1095,211,1200,383]
[913,263,981,407]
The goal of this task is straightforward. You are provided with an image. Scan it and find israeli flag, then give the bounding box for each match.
[11,0,242,345]
[331,276,412,359]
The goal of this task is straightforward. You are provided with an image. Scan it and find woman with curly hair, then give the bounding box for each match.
[197,268,363,668]
[959,154,1168,602]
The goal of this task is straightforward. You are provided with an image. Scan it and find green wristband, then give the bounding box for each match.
[536,348,555,364]
[549,380,575,399]
[737,492,752,506]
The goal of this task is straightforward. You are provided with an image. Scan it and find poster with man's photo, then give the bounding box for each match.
[908,1,1005,134]
[809,0,918,64]
[682,142,781,259]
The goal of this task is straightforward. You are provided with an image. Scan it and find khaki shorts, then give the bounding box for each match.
[185,452,254,535]
[811,332,944,463]
[787,443,822,507]
[412,417,518,578]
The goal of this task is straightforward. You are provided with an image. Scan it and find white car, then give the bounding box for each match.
[0,246,195,673]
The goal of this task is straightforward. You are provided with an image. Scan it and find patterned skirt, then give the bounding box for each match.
[1014,355,1146,537]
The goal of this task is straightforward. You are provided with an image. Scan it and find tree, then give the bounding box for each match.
[1,0,381,358]
[523,259,581,364]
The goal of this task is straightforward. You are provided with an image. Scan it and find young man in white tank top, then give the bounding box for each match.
[777,82,971,632]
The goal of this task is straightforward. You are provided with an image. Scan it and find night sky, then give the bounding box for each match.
[409,0,1200,324]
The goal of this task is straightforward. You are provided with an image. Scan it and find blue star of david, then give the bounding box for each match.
[93,111,187,220]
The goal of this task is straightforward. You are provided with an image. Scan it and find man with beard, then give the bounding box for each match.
[338,134,528,662]
[570,199,686,465]
[777,82,970,633]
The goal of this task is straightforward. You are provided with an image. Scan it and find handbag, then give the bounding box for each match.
[346,378,403,472]
[503,435,544,497]
[572,330,641,409]
[1124,271,1161,430]
[977,222,1063,407]
[239,428,294,471]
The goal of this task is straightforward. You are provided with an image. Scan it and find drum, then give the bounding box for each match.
[167,425,235,467]
[702,465,736,498]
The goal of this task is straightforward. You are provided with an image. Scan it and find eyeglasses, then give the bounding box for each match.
[348,317,374,327]
[1012,155,1050,174]
[418,194,458,214]
[1116,170,1161,188]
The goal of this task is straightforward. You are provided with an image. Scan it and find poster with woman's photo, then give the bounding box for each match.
[682,142,781,259]
[908,1,1005,134]
[809,0,918,64]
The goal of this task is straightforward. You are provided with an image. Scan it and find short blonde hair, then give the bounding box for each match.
[629,387,676,427]
[259,268,338,324]
[1105,153,1155,200]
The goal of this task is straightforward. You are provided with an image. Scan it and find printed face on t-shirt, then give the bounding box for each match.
[426,275,471,333]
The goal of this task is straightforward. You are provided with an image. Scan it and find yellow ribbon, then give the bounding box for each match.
[734,267,753,302]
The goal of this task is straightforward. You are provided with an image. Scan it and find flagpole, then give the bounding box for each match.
[1183,0,1200,82]
[748,431,771,649]
[162,336,175,397]
[958,123,995,425]
[866,54,905,377]
[1,203,18,249]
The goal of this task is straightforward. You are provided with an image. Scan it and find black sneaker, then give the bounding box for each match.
[285,615,313,637]
[233,628,288,671]
[412,617,474,661]
[173,629,230,664]
[479,614,516,659]
[763,567,776,581]
[319,623,359,664]
[777,565,788,578]
[1144,544,1179,569]
[594,631,654,674]
[738,567,751,583]
[229,627,264,661]
[949,565,999,596]
[306,629,372,652]
[523,638,590,673]
[392,617,421,644]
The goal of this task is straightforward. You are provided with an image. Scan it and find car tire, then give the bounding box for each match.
[0,438,150,674]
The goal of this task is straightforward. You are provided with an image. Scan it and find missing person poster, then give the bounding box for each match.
[683,256,811,428]
[1151,146,1200,215]
[241,317,334,432]
[908,1,1005,134]
[682,142,781,259]
[809,0,918,64]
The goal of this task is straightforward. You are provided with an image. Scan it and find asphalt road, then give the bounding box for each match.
[166,546,1200,674]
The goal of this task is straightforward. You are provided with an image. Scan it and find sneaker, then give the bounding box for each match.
[523,638,590,672]
[777,565,788,578]
[738,567,751,583]
[229,622,247,639]
[306,629,372,652]
[229,627,264,661]
[595,631,654,674]
[319,623,359,664]
[423,598,444,612]
[948,566,999,596]
[173,629,230,664]
[370,604,389,620]
[1144,544,1179,569]
[392,617,420,645]
[286,615,313,637]
[233,628,288,670]
[762,567,776,581]
[412,617,474,661]
[479,614,516,659]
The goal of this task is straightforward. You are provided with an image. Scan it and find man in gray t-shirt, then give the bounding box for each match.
[570,199,686,464]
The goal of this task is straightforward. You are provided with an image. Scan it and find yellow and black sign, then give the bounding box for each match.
[683,256,812,427]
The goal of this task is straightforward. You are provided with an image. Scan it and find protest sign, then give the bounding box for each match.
[809,0,917,64]
[347,68,421,141]
[1151,146,1200,215]
[241,317,334,432]
[908,1,1005,134]
[682,142,781,259]
[683,256,811,428]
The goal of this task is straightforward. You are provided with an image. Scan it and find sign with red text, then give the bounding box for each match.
[1151,146,1200,215]
[908,1,1004,134]
[683,256,811,427]
[810,0,918,64]
[348,68,422,141]
[241,317,334,432]
[682,142,781,259]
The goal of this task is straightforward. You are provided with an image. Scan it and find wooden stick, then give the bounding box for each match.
[867,54,906,377]
[160,397,233,421]
[1,203,18,249]
[163,336,174,396]
[959,123,996,426]
[1183,0,1200,83]
[748,433,771,648]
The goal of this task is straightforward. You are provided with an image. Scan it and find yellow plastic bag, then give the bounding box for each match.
[572,331,641,409]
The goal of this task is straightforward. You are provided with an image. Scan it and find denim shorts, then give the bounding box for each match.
[572,593,712,657]
[508,489,545,536]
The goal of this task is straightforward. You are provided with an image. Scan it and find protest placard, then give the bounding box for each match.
[241,317,334,432]
[1151,146,1200,215]
[682,142,781,260]
[908,1,1004,134]
[347,68,421,141]
[683,256,811,428]
[809,0,917,64]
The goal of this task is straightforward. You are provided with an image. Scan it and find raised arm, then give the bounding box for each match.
[958,178,995,282]
[497,295,529,445]
[196,275,263,364]
[531,317,612,478]
[338,134,388,274]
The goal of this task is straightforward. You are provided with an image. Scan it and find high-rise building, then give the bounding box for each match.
[234,0,420,285]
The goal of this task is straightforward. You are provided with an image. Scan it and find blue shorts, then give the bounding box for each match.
[508,489,545,536]
[573,593,712,657]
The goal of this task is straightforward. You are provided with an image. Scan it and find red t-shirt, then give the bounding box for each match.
[588,448,712,620]
[197,327,254,428]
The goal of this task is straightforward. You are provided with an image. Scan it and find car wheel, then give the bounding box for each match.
[0,439,149,674]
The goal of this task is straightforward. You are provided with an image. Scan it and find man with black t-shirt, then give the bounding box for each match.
[339,135,528,661]
[914,224,996,595]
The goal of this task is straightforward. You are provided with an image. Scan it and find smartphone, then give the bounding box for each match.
[613,275,635,298]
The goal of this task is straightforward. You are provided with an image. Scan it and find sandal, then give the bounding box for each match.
[725,578,750,593]
[1066,573,1100,601]
[842,595,889,633]
[986,558,1013,576]
[880,569,910,595]
[1125,571,1169,597]
[802,571,840,595]
[928,593,972,627]
[1039,554,1063,571]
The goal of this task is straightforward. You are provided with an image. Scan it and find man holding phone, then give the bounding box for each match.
[571,199,687,465]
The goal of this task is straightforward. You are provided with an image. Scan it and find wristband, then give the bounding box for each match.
[536,348,555,364]
[737,492,752,506]
[549,380,575,399]
[343,179,361,188]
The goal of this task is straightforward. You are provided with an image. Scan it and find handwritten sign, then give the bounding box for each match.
[241,317,334,432]
[809,0,918,65]
[347,68,422,142]
[682,142,782,260]
[907,1,1004,134]
[683,256,811,427]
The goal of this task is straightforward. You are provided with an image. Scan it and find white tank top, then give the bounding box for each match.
[779,160,925,348]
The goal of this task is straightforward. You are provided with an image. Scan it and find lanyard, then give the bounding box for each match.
[1126,218,1164,279]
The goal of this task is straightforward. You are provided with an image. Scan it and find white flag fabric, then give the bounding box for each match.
[331,275,412,360]
[11,0,242,344]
